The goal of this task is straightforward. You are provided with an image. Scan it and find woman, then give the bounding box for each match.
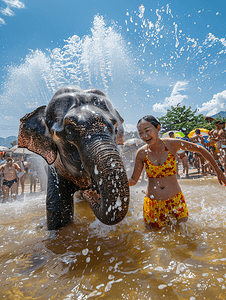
[19,157,28,195]
[128,116,226,229]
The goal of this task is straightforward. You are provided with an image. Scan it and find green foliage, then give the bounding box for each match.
[158,104,213,136]
[212,115,226,124]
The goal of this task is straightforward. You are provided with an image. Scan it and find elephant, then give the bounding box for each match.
[18,86,129,230]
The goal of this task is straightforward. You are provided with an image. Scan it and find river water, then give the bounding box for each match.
[1,177,226,299]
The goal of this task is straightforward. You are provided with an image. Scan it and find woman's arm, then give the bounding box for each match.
[128,149,145,186]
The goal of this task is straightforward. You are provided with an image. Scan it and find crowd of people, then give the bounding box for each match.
[171,120,226,178]
[0,152,47,203]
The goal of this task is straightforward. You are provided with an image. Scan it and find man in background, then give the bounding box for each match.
[0,157,21,202]
[190,129,205,174]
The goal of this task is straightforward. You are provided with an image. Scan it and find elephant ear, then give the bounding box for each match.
[18,106,58,164]
[114,110,124,145]
[115,110,124,124]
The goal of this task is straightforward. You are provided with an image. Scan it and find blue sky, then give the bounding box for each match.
[0,0,226,137]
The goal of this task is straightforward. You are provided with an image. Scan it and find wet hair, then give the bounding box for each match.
[195,129,200,135]
[137,115,161,128]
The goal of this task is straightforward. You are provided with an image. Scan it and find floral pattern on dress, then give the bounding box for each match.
[143,191,188,229]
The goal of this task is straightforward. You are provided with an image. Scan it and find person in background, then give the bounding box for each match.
[168,131,180,177]
[0,151,5,161]
[13,157,21,195]
[209,121,226,173]
[209,145,224,173]
[209,120,223,150]
[0,151,6,197]
[190,129,205,145]
[168,131,175,138]
[168,131,189,178]
[190,129,205,174]
[217,122,226,173]
[18,156,29,195]
[177,151,189,178]
[28,159,37,193]
[0,157,21,202]
[0,151,6,168]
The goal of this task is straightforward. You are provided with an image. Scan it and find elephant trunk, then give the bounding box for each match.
[79,135,129,225]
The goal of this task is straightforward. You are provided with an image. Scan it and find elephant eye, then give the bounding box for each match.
[114,122,119,135]
[92,97,108,110]
[65,124,75,140]
[92,97,98,105]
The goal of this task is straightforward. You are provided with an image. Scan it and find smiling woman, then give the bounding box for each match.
[128,115,226,229]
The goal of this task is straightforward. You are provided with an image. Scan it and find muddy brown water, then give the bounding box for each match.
[1,177,226,299]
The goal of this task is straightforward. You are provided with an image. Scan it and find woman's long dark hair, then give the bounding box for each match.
[137,115,161,128]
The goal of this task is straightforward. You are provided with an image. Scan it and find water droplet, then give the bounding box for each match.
[94,165,98,175]
[158,284,167,289]
[82,249,89,256]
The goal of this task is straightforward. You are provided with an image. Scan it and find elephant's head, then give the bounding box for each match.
[18,86,129,225]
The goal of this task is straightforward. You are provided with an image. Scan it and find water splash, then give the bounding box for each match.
[0,5,226,137]
[124,5,226,114]
[48,15,134,92]
[0,15,135,135]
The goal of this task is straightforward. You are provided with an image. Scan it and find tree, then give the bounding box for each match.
[213,116,226,123]
[158,104,212,136]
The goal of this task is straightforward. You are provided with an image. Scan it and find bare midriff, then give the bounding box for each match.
[3,165,18,181]
[146,174,181,200]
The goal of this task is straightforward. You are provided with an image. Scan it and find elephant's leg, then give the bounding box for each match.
[46,166,77,230]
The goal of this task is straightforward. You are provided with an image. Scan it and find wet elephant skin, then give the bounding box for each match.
[18,86,129,230]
